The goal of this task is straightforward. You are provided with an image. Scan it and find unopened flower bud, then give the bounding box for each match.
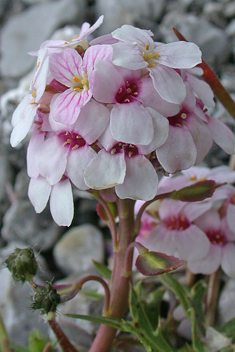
[31,282,61,315]
[5,247,38,283]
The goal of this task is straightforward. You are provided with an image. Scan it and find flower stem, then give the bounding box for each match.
[205,268,222,326]
[48,319,78,352]
[0,312,15,352]
[89,198,135,352]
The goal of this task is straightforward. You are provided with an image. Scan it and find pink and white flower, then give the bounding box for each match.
[188,208,235,277]
[111,25,202,104]
[49,45,113,125]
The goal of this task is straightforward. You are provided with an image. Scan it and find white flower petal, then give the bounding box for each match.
[28,177,51,213]
[188,245,222,274]
[50,179,73,226]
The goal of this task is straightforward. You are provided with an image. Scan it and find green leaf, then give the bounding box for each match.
[145,287,166,330]
[218,347,235,352]
[92,260,112,280]
[159,273,191,315]
[191,281,207,334]
[136,251,184,276]
[65,314,125,330]
[9,346,29,352]
[171,180,219,202]
[28,329,49,352]
[188,308,208,352]
[129,288,154,332]
[177,344,195,352]
[219,318,235,340]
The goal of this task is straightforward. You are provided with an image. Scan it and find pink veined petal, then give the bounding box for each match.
[206,115,235,155]
[115,155,158,200]
[221,243,235,277]
[92,60,124,103]
[112,25,154,45]
[27,132,45,178]
[35,135,68,185]
[50,179,74,227]
[112,43,148,70]
[110,102,154,145]
[149,65,186,104]
[73,100,110,144]
[188,245,222,275]
[79,15,104,39]
[10,102,38,147]
[138,76,180,117]
[156,125,197,174]
[66,146,97,190]
[28,177,51,213]
[84,149,126,190]
[194,208,221,233]
[144,224,177,256]
[186,113,213,164]
[51,89,91,125]
[157,42,202,69]
[138,108,169,154]
[175,225,210,261]
[83,44,113,74]
[49,48,83,86]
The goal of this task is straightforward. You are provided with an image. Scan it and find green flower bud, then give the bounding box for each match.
[31,282,61,315]
[5,247,38,283]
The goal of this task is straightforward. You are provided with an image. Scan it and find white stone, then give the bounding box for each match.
[53,224,105,275]
[96,0,165,35]
[1,0,82,78]
[218,279,235,325]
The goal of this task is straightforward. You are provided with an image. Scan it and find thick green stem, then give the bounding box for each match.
[89,198,135,352]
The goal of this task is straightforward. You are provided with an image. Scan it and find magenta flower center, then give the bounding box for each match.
[59,131,86,150]
[110,143,138,158]
[168,109,188,127]
[206,230,227,246]
[115,80,138,103]
[165,215,190,230]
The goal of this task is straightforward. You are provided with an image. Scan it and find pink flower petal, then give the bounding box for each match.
[92,61,123,103]
[51,89,91,125]
[112,43,147,70]
[157,42,202,69]
[115,155,158,200]
[110,102,154,145]
[83,44,113,74]
[207,115,235,154]
[156,125,197,173]
[66,146,96,190]
[49,48,83,86]
[144,224,177,256]
[28,177,51,213]
[50,179,73,226]
[188,244,221,274]
[194,208,221,233]
[84,149,126,189]
[149,65,186,104]
[35,135,68,185]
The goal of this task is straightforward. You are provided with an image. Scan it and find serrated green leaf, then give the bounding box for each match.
[219,318,235,340]
[159,274,191,316]
[145,287,166,330]
[129,288,154,332]
[92,260,112,280]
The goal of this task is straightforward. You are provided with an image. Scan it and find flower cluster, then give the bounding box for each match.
[11,16,235,226]
[136,166,235,277]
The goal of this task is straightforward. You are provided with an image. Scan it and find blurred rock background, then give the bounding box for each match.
[1,0,235,349]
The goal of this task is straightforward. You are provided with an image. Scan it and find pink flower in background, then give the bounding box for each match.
[188,208,235,277]
[111,25,202,104]
[49,44,113,125]
[143,198,211,261]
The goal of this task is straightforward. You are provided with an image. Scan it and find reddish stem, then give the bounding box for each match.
[48,319,78,352]
[89,198,135,352]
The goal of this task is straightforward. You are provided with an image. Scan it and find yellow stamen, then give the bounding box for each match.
[146,44,149,50]
[124,98,130,103]
[181,113,187,119]
[153,53,160,58]
[128,151,133,157]
[73,76,80,82]
[32,91,36,97]
[142,52,146,59]
[69,39,73,43]
[118,88,122,93]
[127,88,132,94]
[74,87,82,92]
[148,63,155,68]
[72,145,79,150]
[175,123,182,127]
[181,215,185,221]
[111,148,116,154]
[63,139,71,146]
[37,61,40,69]
[190,175,197,181]
[81,78,87,85]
